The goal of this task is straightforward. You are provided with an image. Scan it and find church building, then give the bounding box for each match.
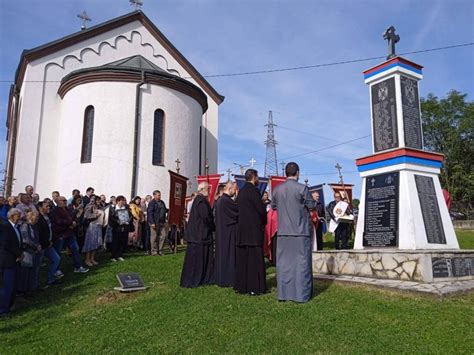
[4,10,224,201]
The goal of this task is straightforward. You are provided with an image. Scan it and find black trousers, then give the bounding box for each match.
[316,223,323,250]
[234,246,266,295]
[335,223,350,250]
[111,231,128,259]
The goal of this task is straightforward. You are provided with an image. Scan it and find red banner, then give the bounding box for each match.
[168,170,189,227]
[328,183,354,207]
[270,176,287,194]
[196,174,222,208]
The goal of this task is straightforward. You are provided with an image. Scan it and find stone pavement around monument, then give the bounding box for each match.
[315,274,474,297]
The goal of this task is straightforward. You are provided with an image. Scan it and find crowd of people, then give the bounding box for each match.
[180,162,353,303]
[0,186,171,317]
[1,163,354,316]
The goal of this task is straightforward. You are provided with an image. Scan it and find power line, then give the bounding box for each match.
[1,41,472,83]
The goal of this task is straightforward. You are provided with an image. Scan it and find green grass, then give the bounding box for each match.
[1,231,473,353]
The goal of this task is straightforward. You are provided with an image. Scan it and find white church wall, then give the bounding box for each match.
[57,81,203,203]
[11,19,220,198]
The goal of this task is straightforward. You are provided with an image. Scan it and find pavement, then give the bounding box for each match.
[315,274,474,298]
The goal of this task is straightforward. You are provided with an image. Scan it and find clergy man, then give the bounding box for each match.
[271,162,317,303]
[214,181,238,287]
[180,182,215,288]
[234,169,267,295]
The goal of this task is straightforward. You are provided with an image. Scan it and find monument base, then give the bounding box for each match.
[312,250,473,283]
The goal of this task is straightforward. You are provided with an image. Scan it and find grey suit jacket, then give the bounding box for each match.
[271,179,317,236]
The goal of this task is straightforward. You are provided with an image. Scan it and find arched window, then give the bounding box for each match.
[81,105,94,163]
[152,109,165,165]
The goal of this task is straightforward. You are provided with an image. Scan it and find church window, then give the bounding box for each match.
[81,105,94,163]
[152,109,165,165]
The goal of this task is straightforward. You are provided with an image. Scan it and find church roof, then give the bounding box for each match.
[14,10,224,104]
[106,55,168,72]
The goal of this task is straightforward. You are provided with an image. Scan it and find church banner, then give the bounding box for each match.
[233,175,246,191]
[328,183,354,207]
[270,176,287,194]
[196,174,222,208]
[233,175,268,196]
[168,171,189,227]
[308,183,326,219]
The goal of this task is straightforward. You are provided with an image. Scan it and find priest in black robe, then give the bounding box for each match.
[180,182,216,288]
[215,181,238,287]
[234,169,267,295]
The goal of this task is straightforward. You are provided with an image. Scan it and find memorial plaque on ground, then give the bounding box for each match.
[415,175,446,244]
[116,273,145,289]
[363,172,399,247]
[400,76,423,149]
[432,258,473,278]
[371,77,399,152]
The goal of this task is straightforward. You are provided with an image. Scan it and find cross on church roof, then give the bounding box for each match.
[130,0,143,10]
[383,26,400,60]
[77,11,91,31]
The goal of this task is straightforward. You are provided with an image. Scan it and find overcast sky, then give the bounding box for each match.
[1,0,473,199]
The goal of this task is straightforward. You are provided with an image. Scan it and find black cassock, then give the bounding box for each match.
[234,182,267,294]
[215,193,239,287]
[180,194,216,288]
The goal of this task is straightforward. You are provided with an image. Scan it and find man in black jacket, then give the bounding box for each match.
[147,190,168,256]
[37,201,61,285]
[0,208,22,316]
[234,169,267,295]
[109,196,134,261]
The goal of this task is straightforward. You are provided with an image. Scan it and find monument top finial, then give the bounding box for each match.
[383,26,400,60]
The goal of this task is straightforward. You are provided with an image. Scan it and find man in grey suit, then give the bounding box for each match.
[271,162,317,303]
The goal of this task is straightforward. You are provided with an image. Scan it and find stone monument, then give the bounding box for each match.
[313,27,473,283]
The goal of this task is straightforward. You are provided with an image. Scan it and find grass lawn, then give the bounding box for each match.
[1,231,473,353]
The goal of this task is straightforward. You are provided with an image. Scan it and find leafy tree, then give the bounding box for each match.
[421,90,474,214]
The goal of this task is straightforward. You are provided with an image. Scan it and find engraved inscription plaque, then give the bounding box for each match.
[415,175,446,244]
[371,78,399,152]
[363,172,399,247]
[432,257,473,278]
[401,76,423,149]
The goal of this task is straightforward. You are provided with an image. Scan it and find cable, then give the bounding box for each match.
[1,41,472,83]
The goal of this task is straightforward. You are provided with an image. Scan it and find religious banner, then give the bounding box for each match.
[233,175,268,196]
[168,171,189,227]
[270,176,287,194]
[257,177,269,196]
[233,175,246,191]
[328,183,354,207]
[196,174,222,208]
[308,184,326,219]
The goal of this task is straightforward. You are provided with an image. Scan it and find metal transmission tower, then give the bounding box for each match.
[264,111,279,176]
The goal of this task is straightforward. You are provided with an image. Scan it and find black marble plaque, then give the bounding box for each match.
[371,77,399,152]
[363,172,399,247]
[401,76,423,149]
[432,257,473,278]
[117,273,145,289]
[432,258,450,278]
[415,175,446,244]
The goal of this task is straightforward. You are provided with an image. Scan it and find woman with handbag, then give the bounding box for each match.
[17,211,41,296]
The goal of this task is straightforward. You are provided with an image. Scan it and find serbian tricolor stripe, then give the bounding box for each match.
[356,148,444,172]
[196,174,222,207]
[363,57,423,80]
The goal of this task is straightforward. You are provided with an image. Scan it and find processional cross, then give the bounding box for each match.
[383,26,400,60]
[280,161,286,176]
[226,168,232,181]
[249,158,257,168]
[204,158,210,175]
[77,11,91,30]
[175,159,181,174]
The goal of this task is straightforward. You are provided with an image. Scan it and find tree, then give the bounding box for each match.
[421,90,474,214]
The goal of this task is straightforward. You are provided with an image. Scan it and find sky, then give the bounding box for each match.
[0,0,473,200]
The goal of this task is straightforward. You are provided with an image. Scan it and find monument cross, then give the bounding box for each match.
[175,159,181,174]
[383,26,400,60]
[77,11,91,30]
[249,158,257,168]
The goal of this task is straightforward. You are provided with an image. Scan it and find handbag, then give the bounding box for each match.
[21,251,34,268]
